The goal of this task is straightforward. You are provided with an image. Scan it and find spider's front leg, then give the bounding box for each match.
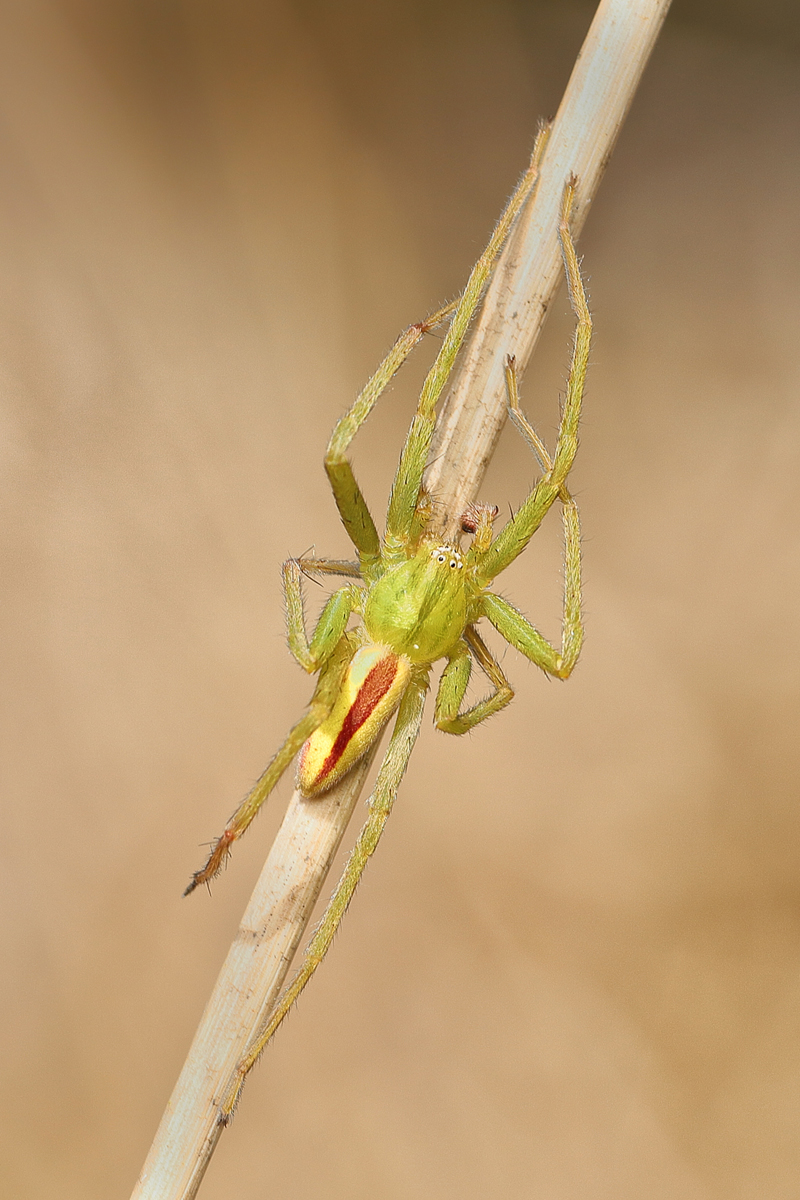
[324,301,457,579]
[382,123,550,562]
[471,465,581,677]
[475,175,590,591]
[477,352,585,681]
[470,176,589,679]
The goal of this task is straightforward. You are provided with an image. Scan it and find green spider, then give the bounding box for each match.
[186,128,591,1115]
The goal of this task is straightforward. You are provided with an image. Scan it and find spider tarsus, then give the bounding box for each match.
[217,1069,246,1126]
[183,830,235,896]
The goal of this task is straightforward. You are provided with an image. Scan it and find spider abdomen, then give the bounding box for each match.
[298,644,411,796]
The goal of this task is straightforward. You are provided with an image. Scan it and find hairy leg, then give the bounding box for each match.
[325,300,458,578]
[184,635,356,894]
[295,555,363,580]
[476,175,591,584]
[218,672,428,1121]
[383,124,551,561]
[282,559,361,673]
[480,589,581,681]
[502,357,584,674]
[435,627,514,733]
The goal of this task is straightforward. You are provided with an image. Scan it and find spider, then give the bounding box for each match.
[185,127,591,1116]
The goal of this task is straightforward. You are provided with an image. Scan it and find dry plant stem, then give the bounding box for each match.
[131,1,672,1197]
[132,750,378,1198]
[427,0,673,534]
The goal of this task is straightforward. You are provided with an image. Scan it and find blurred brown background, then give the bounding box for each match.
[1,1,799,1196]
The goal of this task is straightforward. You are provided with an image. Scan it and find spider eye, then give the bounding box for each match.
[449,559,457,568]
[437,554,445,563]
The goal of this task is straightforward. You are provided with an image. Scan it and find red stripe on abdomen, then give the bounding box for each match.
[315,653,399,786]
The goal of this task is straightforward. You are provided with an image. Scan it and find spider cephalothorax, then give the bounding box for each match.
[186,129,591,1121]
[363,539,469,664]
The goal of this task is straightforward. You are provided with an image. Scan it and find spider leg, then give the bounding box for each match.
[187,564,363,893]
[501,357,583,675]
[325,299,458,579]
[505,354,552,475]
[218,672,428,1122]
[383,123,551,561]
[295,555,363,580]
[282,559,362,673]
[184,635,357,894]
[435,627,514,733]
[475,175,591,585]
[479,581,581,680]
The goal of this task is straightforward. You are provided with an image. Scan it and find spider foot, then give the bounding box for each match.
[184,828,236,896]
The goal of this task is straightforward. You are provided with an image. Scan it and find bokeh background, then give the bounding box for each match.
[1,1,799,1197]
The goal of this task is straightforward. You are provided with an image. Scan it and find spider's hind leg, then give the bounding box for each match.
[219,672,428,1121]
[184,633,357,894]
